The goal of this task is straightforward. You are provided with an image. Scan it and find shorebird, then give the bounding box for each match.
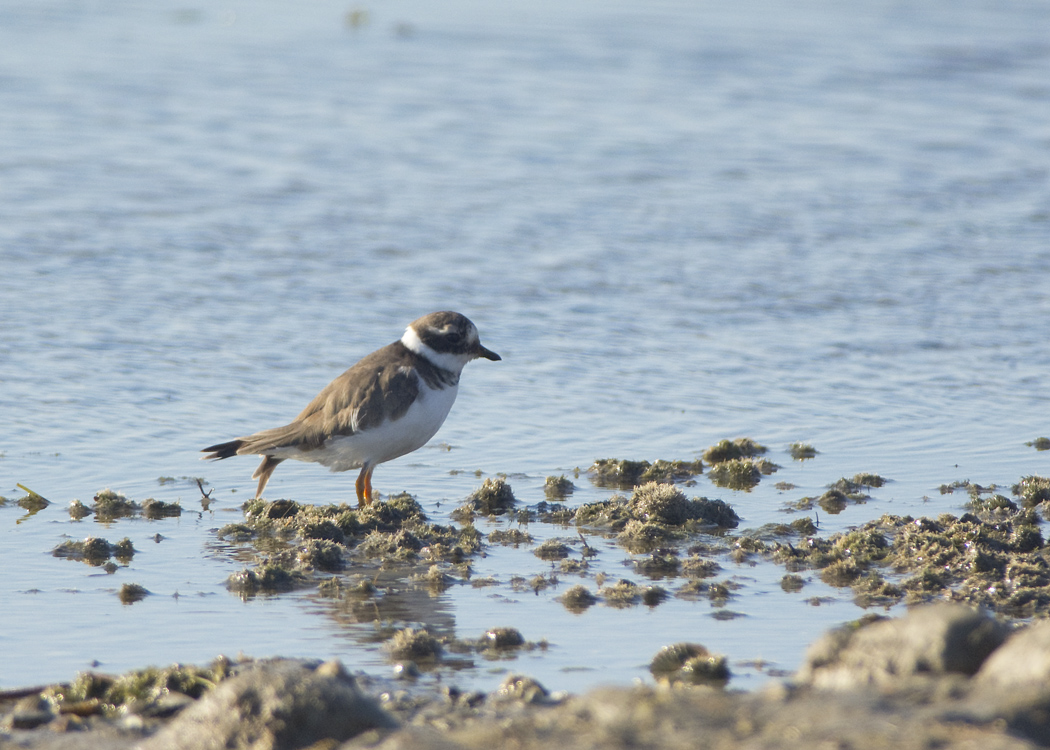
[202,311,500,505]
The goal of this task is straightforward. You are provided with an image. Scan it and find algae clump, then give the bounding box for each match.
[702,438,767,464]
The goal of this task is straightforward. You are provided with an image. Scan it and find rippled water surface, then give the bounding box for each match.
[2,0,1049,692]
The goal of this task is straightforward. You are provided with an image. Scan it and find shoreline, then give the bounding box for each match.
[3,602,1050,749]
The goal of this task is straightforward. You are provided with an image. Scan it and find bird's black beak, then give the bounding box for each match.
[476,344,501,361]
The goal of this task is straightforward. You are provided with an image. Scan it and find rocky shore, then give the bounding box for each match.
[4,602,1050,749]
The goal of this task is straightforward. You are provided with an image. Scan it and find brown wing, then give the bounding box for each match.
[235,342,420,455]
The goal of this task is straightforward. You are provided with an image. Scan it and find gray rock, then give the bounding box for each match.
[797,604,1008,690]
[967,620,1050,745]
[140,659,397,750]
[976,619,1050,689]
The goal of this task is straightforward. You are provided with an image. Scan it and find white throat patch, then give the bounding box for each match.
[401,326,471,373]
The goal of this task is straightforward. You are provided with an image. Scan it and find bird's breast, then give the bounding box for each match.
[316,382,460,471]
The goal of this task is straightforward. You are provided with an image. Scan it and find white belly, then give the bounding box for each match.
[293,383,459,472]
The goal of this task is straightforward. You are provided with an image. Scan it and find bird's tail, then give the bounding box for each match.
[201,439,246,461]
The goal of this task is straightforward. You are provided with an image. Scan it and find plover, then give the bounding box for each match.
[202,311,500,505]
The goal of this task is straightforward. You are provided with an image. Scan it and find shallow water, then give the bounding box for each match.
[2,0,1049,692]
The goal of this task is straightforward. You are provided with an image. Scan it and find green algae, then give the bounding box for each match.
[587,458,703,489]
[297,539,345,572]
[226,563,304,596]
[16,484,50,512]
[706,581,732,603]
[510,573,559,593]
[939,480,999,500]
[817,489,850,514]
[119,583,149,604]
[92,489,138,521]
[680,556,721,579]
[416,565,456,593]
[544,475,575,499]
[558,584,598,612]
[217,523,255,542]
[52,537,134,566]
[588,459,654,489]
[641,585,669,607]
[964,494,1017,514]
[788,442,819,461]
[536,500,574,525]
[708,459,758,491]
[44,657,232,716]
[1013,475,1050,507]
[642,459,704,483]
[453,478,517,518]
[600,579,642,608]
[68,500,92,520]
[385,628,443,662]
[575,482,739,534]
[618,520,674,553]
[764,497,1050,617]
[479,627,525,650]
[792,480,880,514]
[630,482,705,524]
[534,539,571,561]
[634,551,681,578]
[142,498,182,519]
[702,438,767,464]
[830,474,888,495]
[488,528,533,546]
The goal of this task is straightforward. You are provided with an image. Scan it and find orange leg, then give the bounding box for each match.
[355,466,375,507]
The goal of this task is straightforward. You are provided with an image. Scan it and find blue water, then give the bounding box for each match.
[2,0,1049,693]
